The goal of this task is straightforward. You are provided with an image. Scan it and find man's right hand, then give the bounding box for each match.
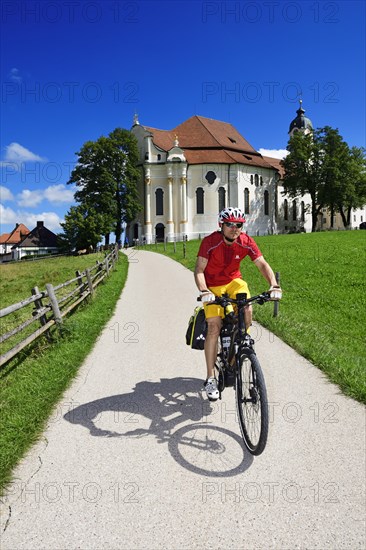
[200,291,216,303]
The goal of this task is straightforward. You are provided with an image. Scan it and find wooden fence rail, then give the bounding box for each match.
[0,246,119,368]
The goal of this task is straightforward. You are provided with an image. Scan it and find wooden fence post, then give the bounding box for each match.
[32,286,52,341]
[273,271,280,317]
[85,268,94,296]
[46,283,62,325]
[76,270,84,296]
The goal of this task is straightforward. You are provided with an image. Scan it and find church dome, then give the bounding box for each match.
[289,100,313,134]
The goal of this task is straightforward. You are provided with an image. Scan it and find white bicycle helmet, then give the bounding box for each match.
[218,207,246,224]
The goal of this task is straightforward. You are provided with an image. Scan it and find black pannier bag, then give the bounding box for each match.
[186,306,207,350]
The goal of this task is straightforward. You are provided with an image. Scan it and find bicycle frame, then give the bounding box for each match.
[217,292,270,366]
[199,291,272,455]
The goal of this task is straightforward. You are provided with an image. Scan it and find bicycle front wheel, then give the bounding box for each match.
[235,352,269,455]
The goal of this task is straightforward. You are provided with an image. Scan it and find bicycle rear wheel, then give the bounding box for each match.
[235,351,269,455]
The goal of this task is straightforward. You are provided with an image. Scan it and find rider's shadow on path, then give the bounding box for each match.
[64,377,253,476]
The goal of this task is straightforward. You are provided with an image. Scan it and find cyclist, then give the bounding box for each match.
[194,207,282,401]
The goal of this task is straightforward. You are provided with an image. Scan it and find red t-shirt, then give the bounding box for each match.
[197,231,262,287]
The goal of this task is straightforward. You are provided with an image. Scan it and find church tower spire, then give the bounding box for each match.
[289,99,313,136]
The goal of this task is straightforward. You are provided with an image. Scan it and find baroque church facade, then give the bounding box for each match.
[129,105,364,243]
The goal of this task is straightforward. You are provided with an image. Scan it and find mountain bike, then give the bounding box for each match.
[202,292,271,456]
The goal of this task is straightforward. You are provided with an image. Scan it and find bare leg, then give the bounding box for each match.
[204,317,222,379]
[244,305,253,332]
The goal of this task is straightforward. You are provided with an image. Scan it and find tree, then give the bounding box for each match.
[282,130,324,232]
[58,205,105,251]
[282,127,366,231]
[66,128,142,245]
[336,146,366,227]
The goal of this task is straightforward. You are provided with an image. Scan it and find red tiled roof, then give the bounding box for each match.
[144,116,277,170]
[2,224,30,244]
[262,156,285,179]
[0,233,10,244]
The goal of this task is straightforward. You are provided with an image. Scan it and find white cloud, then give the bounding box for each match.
[16,184,75,207]
[44,184,75,204]
[0,186,14,202]
[259,148,289,160]
[0,204,17,225]
[22,212,64,232]
[5,142,46,163]
[0,204,64,232]
[0,142,47,170]
[9,68,22,83]
[17,189,44,207]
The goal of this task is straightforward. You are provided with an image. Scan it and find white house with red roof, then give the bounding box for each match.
[0,221,58,262]
[0,223,30,258]
[130,113,312,243]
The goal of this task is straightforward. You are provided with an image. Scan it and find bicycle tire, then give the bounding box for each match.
[235,351,269,455]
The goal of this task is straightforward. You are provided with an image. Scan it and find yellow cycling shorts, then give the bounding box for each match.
[204,278,251,319]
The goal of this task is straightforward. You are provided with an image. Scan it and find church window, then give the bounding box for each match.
[218,187,226,211]
[260,176,263,186]
[196,187,204,214]
[157,154,161,161]
[244,188,250,214]
[205,171,216,185]
[155,188,164,216]
[284,199,288,220]
[264,190,269,215]
[292,199,297,221]
[254,174,259,187]
[250,175,254,185]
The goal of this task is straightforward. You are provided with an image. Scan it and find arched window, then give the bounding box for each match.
[155,188,164,216]
[254,174,259,187]
[264,190,269,216]
[196,187,204,214]
[250,175,254,185]
[218,187,226,211]
[301,201,305,222]
[292,199,297,221]
[260,176,263,186]
[284,199,288,220]
[244,188,250,214]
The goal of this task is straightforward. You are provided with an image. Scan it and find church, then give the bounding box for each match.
[129,104,363,243]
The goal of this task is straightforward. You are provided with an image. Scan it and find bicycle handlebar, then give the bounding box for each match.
[197,291,271,306]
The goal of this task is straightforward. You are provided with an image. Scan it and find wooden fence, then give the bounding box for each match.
[0,246,119,368]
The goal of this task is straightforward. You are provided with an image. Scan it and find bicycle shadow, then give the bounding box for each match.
[64,377,253,476]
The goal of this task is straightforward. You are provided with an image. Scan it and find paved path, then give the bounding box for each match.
[1,250,365,550]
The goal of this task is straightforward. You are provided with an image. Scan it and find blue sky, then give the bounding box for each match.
[1,0,365,236]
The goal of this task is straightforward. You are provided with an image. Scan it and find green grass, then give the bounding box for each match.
[140,231,366,403]
[0,252,109,309]
[0,254,128,495]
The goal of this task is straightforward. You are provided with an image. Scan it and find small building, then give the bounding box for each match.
[11,221,59,260]
[0,223,30,261]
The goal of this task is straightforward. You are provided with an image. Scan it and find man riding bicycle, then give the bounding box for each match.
[194,207,282,401]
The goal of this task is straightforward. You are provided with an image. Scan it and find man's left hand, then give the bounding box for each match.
[269,286,282,300]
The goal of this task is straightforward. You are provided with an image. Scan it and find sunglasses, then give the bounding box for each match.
[224,222,243,228]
